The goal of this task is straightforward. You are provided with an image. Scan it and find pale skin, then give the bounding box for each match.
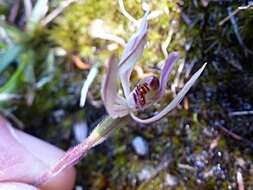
[0,116,76,190]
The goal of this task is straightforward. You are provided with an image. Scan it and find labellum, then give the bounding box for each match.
[127,76,160,111]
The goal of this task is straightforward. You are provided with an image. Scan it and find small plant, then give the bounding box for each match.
[35,12,206,187]
[0,0,55,105]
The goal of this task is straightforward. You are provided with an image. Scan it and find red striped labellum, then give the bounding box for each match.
[127,76,160,110]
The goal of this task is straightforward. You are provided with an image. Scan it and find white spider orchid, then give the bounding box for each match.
[35,12,207,187]
[102,12,206,124]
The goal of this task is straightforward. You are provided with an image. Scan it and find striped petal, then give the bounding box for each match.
[101,56,129,118]
[159,52,179,97]
[119,12,149,97]
[130,63,207,124]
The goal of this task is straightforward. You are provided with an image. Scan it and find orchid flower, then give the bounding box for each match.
[102,12,207,124]
[35,12,207,187]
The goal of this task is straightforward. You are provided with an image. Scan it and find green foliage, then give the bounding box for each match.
[50,0,119,56]
[0,21,29,42]
[0,27,51,96]
[0,0,53,103]
[0,51,33,93]
[0,5,8,15]
[0,45,23,74]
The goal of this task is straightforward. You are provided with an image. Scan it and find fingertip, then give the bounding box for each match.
[0,182,38,190]
[40,166,76,190]
[14,130,77,190]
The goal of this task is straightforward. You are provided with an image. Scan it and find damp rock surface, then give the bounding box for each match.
[132,136,149,156]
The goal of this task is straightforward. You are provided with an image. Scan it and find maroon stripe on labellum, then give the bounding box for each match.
[150,77,159,90]
[135,86,141,95]
[133,92,138,105]
[143,83,150,91]
[141,86,147,94]
[133,78,160,109]
[139,95,145,106]
[134,85,147,107]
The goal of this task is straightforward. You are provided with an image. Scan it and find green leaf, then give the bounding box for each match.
[31,0,48,22]
[0,45,23,74]
[24,52,35,84]
[36,49,55,88]
[0,5,8,15]
[0,42,6,49]
[26,0,48,31]
[0,61,27,93]
[0,21,27,42]
[89,116,120,147]
[0,51,34,93]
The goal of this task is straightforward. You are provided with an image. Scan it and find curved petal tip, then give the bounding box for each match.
[159,51,180,96]
[131,62,207,124]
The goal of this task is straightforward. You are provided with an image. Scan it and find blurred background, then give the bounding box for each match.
[0,0,253,189]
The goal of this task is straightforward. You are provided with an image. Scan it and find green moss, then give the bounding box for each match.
[137,171,170,190]
[49,0,181,65]
[50,0,119,55]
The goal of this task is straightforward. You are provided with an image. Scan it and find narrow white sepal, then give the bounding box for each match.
[101,56,129,118]
[80,66,98,107]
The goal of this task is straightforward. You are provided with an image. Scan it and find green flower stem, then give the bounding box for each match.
[35,115,126,187]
